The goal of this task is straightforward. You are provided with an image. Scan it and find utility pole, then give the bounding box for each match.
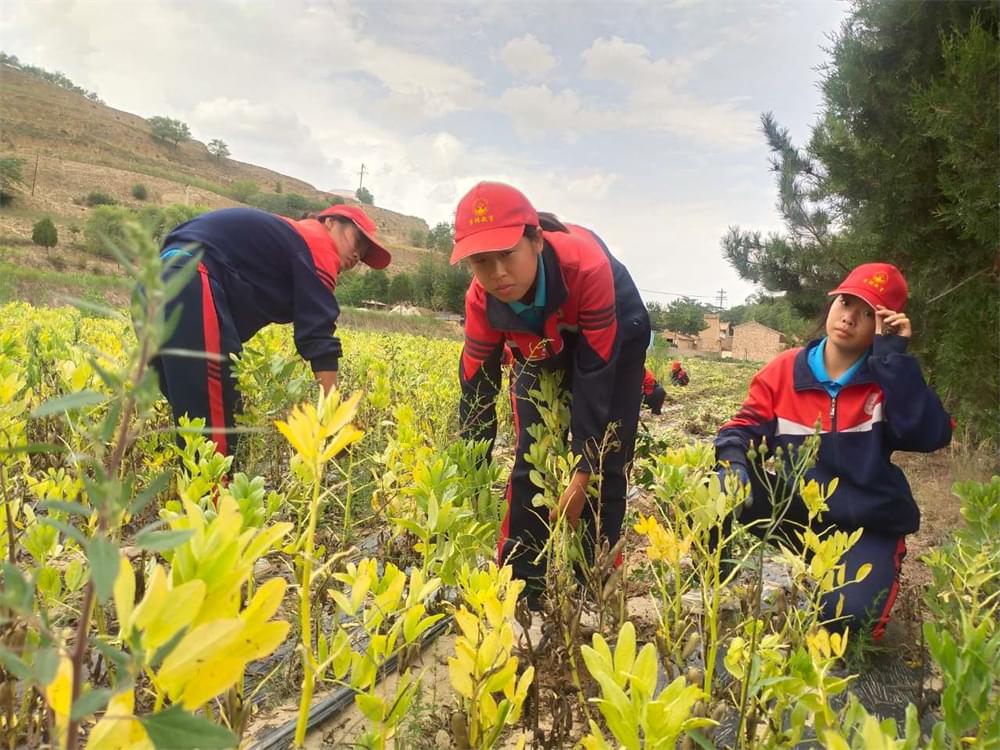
[30,152,39,196]
[358,163,367,190]
[716,288,727,310]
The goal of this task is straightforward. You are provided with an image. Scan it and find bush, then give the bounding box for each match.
[229,180,258,203]
[31,217,58,249]
[0,157,25,206]
[408,229,425,247]
[356,186,374,205]
[131,183,148,201]
[139,203,209,243]
[84,191,117,207]
[84,205,134,258]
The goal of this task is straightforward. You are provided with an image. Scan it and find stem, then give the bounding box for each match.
[64,581,95,750]
[294,474,321,747]
[1,467,16,564]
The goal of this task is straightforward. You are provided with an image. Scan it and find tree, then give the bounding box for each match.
[388,272,415,304]
[721,0,999,436]
[356,186,374,205]
[207,139,230,161]
[84,205,134,258]
[426,222,455,253]
[645,301,668,331]
[408,228,426,247]
[360,269,390,303]
[32,217,58,249]
[663,297,710,335]
[131,183,148,201]
[0,156,26,206]
[148,116,191,147]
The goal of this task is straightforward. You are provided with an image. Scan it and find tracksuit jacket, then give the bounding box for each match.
[153,208,343,455]
[715,335,953,536]
[459,223,650,595]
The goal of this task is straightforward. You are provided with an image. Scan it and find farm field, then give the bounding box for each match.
[1,262,996,750]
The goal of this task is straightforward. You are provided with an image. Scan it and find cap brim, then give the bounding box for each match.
[828,286,880,310]
[449,225,524,265]
[352,225,391,270]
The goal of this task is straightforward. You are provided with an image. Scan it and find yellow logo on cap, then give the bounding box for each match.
[864,271,889,293]
[469,198,494,226]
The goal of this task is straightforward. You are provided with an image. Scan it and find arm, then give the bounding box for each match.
[868,334,952,452]
[315,370,338,394]
[290,247,342,378]
[714,364,779,475]
[569,259,620,473]
[458,290,505,458]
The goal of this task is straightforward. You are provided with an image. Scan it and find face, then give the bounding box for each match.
[465,233,543,303]
[825,294,876,353]
[324,219,370,271]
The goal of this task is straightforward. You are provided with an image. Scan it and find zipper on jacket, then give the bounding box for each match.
[829,395,838,430]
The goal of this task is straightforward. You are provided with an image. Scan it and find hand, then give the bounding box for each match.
[716,463,749,493]
[549,470,591,527]
[315,370,338,394]
[875,306,912,338]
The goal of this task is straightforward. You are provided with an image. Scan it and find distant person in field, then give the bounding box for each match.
[641,368,667,415]
[670,360,689,386]
[147,205,391,458]
[715,263,952,640]
[454,181,650,607]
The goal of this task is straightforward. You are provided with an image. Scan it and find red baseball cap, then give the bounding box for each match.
[828,262,908,312]
[450,182,539,265]
[316,204,391,270]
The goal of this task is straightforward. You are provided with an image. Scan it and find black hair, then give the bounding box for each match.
[523,211,569,238]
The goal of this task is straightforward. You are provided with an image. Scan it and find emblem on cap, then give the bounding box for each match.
[864,271,889,293]
[469,198,494,225]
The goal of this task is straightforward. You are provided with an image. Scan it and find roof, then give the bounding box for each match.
[733,320,786,340]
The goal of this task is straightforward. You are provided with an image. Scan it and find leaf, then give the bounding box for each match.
[129,470,173,516]
[0,648,32,681]
[31,390,106,418]
[138,705,237,749]
[37,500,93,518]
[113,559,136,638]
[86,536,120,603]
[38,516,88,547]
[70,687,111,721]
[134,528,194,553]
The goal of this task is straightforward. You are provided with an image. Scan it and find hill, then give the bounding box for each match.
[0,63,437,276]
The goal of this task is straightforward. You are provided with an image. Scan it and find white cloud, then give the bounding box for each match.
[582,36,695,89]
[499,34,557,78]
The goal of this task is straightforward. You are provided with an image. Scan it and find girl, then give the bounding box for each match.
[454,181,651,606]
[149,204,391,458]
[715,263,952,639]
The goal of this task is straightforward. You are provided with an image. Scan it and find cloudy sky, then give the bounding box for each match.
[3,0,848,305]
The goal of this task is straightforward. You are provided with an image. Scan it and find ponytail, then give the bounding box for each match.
[523,211,569,238]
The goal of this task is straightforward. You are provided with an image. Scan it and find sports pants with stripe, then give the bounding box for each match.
[498,337,646,605]
[150,254,243,458]
[737,476,906,641]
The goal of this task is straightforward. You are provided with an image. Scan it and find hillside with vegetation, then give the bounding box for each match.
[0,57,472,312]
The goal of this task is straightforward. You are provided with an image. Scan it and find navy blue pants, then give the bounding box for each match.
[498,338,647,603]
[738,476,906,640]
[150,254,243,458]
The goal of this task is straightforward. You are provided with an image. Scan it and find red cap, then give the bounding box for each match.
[828,262,908,312]
[450,182,539,265]
[316,204,391,270]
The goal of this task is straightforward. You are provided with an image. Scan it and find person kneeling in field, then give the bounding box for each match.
[454,181,651,608]
[146,204,391,458]
[715,263,952,640]
[641,368,667,415]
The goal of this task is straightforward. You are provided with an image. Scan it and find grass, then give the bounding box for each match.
[0,257,131,308]
[338,306,462,339]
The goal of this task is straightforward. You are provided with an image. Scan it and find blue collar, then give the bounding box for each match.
[808,337,868,396]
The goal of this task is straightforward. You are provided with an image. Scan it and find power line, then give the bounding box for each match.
[638,287,719,300]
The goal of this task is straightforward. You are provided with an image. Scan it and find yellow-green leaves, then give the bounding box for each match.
[275,389,364,481]
[448,563,533,750]
[580,621,710,750]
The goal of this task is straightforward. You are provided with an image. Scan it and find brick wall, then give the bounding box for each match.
[731,321,785,362]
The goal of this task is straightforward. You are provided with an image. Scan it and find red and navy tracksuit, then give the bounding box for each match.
[715,335,952,639]
[150,208,343,457]
[459,224,651,600]
[641,368,667,414]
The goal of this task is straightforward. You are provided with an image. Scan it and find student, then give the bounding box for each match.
[454,181,651,605]
[150,204,391,457]
[641,368,667,415]
[670,360,690,386]
[715,263,952,639]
